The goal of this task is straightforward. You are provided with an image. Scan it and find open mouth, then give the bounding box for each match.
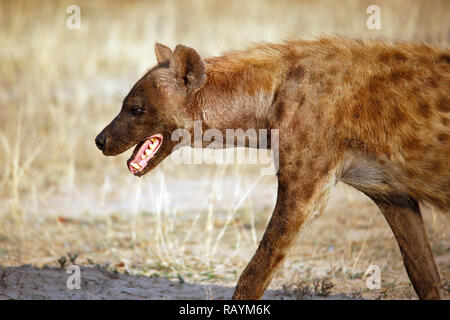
[127,134,163,175]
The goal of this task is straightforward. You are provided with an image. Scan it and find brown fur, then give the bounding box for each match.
[96,37,449,300]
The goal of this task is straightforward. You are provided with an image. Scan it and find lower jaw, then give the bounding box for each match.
[127,134,163,175]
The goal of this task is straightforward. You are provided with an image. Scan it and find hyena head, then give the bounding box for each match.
[95,43,206,176]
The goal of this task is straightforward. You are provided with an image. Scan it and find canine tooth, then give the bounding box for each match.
[139,160,147,167]
[131,163,141,169]
[141,154,146,159]
[145,149,152,156]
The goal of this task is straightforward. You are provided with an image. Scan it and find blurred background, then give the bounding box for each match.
[0,0,448,299]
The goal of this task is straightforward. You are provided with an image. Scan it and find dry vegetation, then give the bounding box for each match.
[0,0,449,299]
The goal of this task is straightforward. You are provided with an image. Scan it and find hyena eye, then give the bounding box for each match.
[131,106,146,116]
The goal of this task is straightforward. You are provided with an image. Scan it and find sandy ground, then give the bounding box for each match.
[0,177,448,300]
[0,265,358,300]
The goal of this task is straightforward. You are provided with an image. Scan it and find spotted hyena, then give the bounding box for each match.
[96,38,449,299]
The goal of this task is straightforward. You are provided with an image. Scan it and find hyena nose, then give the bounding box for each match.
[95,134,107,151]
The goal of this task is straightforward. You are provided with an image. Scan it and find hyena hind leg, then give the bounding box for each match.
[369,194,441,300]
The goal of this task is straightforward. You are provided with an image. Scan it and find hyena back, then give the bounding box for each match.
[96,38,449,299]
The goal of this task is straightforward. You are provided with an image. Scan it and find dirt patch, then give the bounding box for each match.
[0,265,356,300]
[0,181,448,300]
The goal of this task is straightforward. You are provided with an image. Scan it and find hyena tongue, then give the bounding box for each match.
[128,134,163,174]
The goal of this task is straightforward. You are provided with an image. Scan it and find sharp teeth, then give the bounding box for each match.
[141,154,146,159]
[145,149,152,156]
[131,163,141,169]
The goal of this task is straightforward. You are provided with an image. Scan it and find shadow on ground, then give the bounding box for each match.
[0,265,358,300]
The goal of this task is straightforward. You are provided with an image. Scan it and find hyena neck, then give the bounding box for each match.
[186,48,286,133]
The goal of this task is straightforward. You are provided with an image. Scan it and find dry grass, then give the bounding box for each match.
[0,0,448,299]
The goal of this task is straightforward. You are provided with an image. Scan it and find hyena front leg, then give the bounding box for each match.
[232,168,337,300]
[370,196,441,300]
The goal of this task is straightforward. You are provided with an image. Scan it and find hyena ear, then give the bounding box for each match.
[154,43,172,65]
[171,44,206,93]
